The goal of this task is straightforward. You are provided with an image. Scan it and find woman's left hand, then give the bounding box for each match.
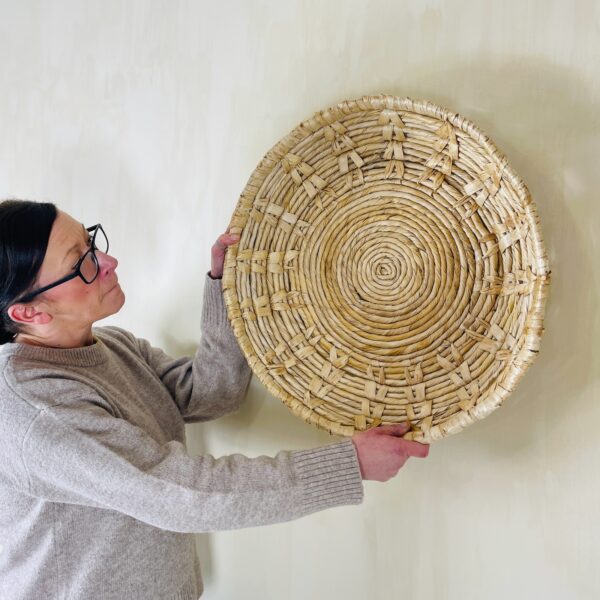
[209,229,240,279]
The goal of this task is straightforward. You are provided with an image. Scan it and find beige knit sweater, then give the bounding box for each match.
[0,272,364,599]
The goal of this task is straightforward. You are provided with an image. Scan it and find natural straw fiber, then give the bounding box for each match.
[222,95,550,443]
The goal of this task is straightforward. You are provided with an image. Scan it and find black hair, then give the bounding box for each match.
[0,199,58,344]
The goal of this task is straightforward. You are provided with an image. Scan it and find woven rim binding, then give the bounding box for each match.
[222,94,550,443]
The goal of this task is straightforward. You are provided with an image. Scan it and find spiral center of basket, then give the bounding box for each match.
[374,257,397,280]
[344,225,419,302]
[299,186,472,361]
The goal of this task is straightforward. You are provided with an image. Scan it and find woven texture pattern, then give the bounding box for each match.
[222,95,550,443]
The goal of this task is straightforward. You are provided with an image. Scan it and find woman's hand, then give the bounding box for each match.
[209,229,240,279]
[351,422,430,481]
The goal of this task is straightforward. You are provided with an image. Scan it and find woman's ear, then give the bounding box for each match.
[6,303,52,326]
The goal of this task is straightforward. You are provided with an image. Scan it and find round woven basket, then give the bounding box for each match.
[222,94,550,443]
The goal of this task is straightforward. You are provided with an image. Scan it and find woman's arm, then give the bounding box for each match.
[20,397,363,533]
[135,272,252,422]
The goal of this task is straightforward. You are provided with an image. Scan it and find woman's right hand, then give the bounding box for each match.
[351,423,430,481]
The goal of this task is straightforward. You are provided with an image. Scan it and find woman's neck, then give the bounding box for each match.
[14,329,95,349]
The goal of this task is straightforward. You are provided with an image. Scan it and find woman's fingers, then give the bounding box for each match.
[210,232,240,278]
[214,233,239,249]
[374,423,411,436]
[373,423,430,458]
[400,440,430,458]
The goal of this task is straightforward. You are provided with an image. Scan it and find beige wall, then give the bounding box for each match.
[1,0,598,598]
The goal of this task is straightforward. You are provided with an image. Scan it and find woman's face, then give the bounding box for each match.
[10,209,125,334]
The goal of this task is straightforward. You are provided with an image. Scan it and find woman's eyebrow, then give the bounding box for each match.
[63,224,88,264]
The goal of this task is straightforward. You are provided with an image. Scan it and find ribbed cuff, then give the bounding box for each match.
[201,271,229,332]
[290,438,364,512]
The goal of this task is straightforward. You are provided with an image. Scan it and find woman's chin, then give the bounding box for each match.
[103,287,126,317]
[115,288,126,309]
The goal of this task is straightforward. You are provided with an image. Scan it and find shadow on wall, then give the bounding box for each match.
[381,56,599,598]
[385,55,599,456]
[154,55,598,591]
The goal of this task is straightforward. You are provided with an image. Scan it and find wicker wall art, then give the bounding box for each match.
[222,94,550,443]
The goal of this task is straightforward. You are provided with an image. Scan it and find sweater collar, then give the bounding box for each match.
[0,328,109,367]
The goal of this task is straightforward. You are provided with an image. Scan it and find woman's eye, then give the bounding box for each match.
[71,239,92,269]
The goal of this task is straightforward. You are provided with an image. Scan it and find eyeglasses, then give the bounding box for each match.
[14,224,109,304]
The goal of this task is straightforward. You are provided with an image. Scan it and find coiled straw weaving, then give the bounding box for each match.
[222,95,550,443]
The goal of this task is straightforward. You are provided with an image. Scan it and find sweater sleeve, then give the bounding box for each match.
[136,271,252,423]
[21,399,364,533]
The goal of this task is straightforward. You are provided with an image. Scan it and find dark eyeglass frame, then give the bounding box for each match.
[13,224,109,304]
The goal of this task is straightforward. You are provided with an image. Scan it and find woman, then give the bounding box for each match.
[0,199,429,600]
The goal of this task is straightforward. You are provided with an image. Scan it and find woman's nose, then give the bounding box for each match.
[96,251,118,276]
